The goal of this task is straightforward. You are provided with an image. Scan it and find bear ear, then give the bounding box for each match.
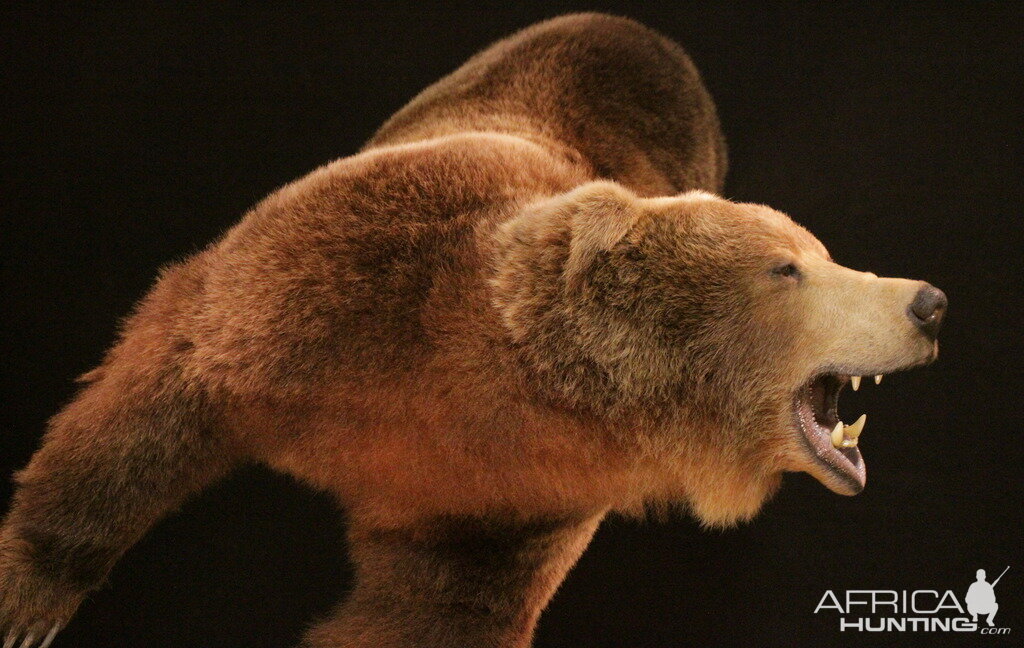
[562,182,641,284]
[497,181,640,287]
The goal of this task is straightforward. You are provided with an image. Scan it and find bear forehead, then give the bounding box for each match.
[643,193,829,260]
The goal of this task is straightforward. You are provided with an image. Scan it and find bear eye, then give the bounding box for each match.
[771,262,801,279]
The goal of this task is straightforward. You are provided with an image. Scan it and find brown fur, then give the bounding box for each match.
[1,13,940,647]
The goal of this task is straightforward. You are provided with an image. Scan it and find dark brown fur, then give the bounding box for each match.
[2,13,838,648]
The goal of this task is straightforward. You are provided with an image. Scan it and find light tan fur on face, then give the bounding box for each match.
[792,259,935,378]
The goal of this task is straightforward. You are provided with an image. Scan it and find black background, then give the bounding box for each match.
[3,3,1022,647]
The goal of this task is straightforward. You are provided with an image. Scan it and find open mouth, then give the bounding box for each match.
[793,373,880,494]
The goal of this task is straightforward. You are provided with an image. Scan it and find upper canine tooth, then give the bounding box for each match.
[845,414,866,439]
[831,421,845,448]
[850,376,861,391]
[874,374,883,384]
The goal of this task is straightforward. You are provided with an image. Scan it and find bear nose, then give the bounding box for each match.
[908,284,947,338]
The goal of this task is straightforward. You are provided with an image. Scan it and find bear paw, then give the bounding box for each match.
[0,546,84,648]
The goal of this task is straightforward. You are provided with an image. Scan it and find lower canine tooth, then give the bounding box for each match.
[845,414,866,439]
[850,376,861,391]
[831,421,845,448]
[875,374,883,384]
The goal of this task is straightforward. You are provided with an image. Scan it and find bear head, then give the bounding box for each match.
[491,182,945,525]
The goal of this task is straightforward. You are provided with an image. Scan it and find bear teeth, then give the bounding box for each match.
[831,421,844,447]
[851,374,884,389]
[850,375,885,391]
[831,414,867,448]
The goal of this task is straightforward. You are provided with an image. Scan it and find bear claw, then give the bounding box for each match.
[39,626,60,648]
[3,624,59,648]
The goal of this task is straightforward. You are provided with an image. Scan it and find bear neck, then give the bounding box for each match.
[307,512,603,648]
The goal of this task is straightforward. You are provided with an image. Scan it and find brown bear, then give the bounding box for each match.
[1,13,946,648]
